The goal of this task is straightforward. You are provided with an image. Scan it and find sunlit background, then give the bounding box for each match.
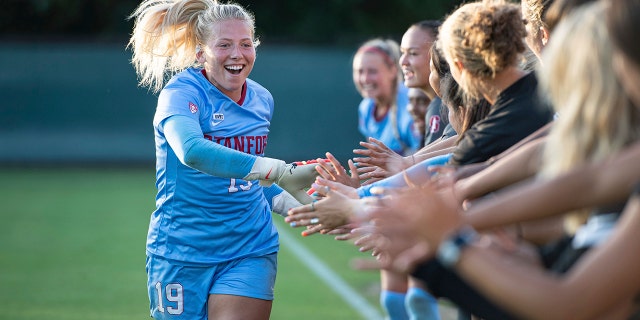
[0,0,456,165]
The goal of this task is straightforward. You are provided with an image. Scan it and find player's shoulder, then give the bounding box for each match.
[165,69,206,91]
[160,69,207,100]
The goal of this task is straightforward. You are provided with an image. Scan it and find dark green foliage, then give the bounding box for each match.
[1,0,459,44]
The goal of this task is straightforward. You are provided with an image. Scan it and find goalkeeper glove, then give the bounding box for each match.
[244,158,327,204]
[271,190,303,217]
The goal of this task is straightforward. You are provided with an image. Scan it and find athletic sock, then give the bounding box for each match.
[381,290,409,320]
[405,287,441,320]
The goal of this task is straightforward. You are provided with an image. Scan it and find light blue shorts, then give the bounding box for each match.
[146,252,277,319]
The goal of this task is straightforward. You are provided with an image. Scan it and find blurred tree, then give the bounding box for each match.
[244,0,458,44]
[0,0,458,44]
[0,0,139,40]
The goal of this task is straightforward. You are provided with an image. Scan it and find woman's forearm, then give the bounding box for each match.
[415,136,457,157]
[456,193,640,319]
[465,141,640,230]
[457,139,544,201]
[414,146,456,164]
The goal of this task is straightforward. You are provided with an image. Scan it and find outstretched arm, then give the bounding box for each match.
[163,115,319,202]
[353,137,456,182]
[414,135,458,157]
[436,124,551,186]
[363,142,640,268]
[163,115,256,177]
[455,138,545,201]
[465,141,640,230]
[357,153,451,198]
[360,152,640,318]
[455,190,640,320]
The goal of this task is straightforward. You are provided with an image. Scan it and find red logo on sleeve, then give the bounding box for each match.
[189,102,198,113]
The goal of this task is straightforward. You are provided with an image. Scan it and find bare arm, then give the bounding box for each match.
[413,146,456,164]
[360,142,640,270]
[455,138,545,201]
[456,191,640,320]
[446,123,551,184]
[366,156,640,319]
[353,137,456,178]
[465,141,640,230]
[447,162,491,181]
[415,135,458,157]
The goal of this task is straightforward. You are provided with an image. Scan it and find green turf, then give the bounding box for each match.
[0,168,382,319]
[272,218,384,319]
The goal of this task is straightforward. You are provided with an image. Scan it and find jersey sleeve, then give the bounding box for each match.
[161,115,256,178]
[153,83,203,128]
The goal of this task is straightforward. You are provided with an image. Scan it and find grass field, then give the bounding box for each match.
[0,167,385,320]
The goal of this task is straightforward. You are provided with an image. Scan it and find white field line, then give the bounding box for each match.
[277,226,384,320]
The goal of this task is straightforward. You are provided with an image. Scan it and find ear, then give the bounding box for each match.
[196,47,205,64]
[540,26,550,47]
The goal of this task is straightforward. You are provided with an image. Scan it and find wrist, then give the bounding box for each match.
[453,179,469,203]
[245,157,285,184]
[436,226,479,268]
[403,155,415,169]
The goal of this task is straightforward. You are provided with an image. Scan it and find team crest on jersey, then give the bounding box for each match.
[429,115,441,133]
[189,102,198,113]
[211,113,225,126]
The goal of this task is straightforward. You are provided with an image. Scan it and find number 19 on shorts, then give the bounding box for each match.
[155,282,184,315]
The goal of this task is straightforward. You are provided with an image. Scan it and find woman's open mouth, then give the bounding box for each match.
[225,64,243,75]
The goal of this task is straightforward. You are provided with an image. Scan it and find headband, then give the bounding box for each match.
[357,45,395,67]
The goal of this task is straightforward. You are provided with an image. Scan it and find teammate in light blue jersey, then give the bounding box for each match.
[357,84,420,156]
[128,1,319,319]
[354,39,422,157]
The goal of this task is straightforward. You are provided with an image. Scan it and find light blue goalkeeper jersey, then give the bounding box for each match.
[148,68,278,265]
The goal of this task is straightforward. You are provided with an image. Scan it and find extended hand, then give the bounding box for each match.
[315,152,362,189]
[356,183,463,272]
[276,160,329,203]
[285,183,362,236]
[353,137,413,175]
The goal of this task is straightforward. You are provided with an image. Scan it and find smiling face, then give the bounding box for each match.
[400,26,435,93]
[352,51,397,102]
[197,19,256,101]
